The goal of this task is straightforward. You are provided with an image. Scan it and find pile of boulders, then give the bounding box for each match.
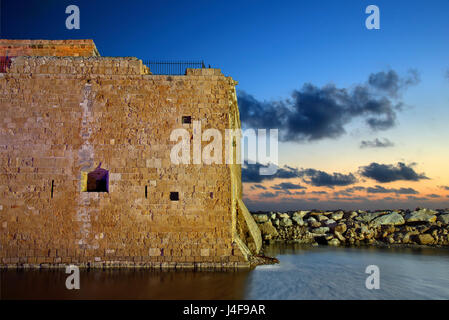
[252,208,449,247]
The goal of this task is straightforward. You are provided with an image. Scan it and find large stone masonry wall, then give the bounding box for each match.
[0,55,257,268]
[0,39,100,57]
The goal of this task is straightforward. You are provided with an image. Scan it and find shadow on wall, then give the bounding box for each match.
[81,163,109,192]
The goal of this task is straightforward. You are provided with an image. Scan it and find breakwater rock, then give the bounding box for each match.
[252,208,449,247]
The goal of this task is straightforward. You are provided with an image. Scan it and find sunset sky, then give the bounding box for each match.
[3,0,449,210]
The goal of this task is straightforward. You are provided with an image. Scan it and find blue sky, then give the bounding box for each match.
[2,0,449,99]
[2,0,449,210]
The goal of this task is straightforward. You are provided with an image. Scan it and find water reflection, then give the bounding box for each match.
[2,243,449,300]
[1,269,251,300]
[246,243,449,300]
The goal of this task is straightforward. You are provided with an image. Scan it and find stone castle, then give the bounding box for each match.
[0,39,261,268]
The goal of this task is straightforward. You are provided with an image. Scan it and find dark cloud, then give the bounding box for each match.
[242,162,300,183]
[348,196,370,201]
[242,161,358,188]
[258,188,305,198]
[360,138,394,149]
[439,185,449,191]
[238,69,419,142]
[331,196,369,201]
[407,196,428,201]
[311,190,328,195]
[289,190,306,195]
[299,168,357,188]
[250,184,267,190]
[368,69,420,97]
[264,182,308,196]
[272,182,306,190]
[244,160,428,192]
[277,189,306,196]
[344,186,366,193]
[359,162,429,183]
[366,185,419,195]
[391,188,419,195]
[427,194,441,198]
[258,191,279,198]
[333,191,353,197]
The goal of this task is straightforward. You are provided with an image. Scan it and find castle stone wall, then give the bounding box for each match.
[0,55,253,269]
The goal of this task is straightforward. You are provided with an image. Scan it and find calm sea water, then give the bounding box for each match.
[2,243,449,300]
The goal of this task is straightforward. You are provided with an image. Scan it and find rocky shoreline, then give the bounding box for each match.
[252,208,449,247]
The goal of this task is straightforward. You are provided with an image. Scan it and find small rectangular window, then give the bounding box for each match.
[210,192,213,199]
[51,180,54,198]
[170,192,179,201]
[145,185,148,199]
[182,116,191,124]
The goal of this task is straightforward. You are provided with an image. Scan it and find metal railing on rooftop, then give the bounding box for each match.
[143,60,206,75]
[0,57,209,75]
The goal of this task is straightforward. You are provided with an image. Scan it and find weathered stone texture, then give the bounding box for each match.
[0,43,258,268]
[0,39,100,57]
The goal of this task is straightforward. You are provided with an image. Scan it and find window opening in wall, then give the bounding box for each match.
[86,163,109,192]
[182,116,192,124]
[51,180,54,198]
[210,192,213,199]
[145,185,148,199]
[170,192,179,201]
